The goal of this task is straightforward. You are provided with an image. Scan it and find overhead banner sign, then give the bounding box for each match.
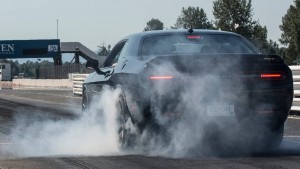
[0,39,60,59]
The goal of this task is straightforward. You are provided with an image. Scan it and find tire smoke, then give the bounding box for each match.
[8,87,121,157]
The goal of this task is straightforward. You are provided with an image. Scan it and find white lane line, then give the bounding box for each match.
[36,93,81,99]
[284,136,300,138]
[288,116,300,119]
[0,143,15,145]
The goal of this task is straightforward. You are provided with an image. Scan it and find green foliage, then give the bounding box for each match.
[250,25,269,52]
[213,0,257,38]
[144,18,164,31]
[8,60,19,77]
[260,40,283,55]
[213,0,275,54]
[279,0,300,65]
[97,43,111,56]
[173,7,213,29]
[39,60,54,69]
[8,60,53,78]
[252,25,268,43]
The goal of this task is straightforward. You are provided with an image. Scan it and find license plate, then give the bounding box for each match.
[206,103,235,116]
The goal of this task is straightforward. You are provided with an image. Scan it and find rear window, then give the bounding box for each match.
[141,34,258,58]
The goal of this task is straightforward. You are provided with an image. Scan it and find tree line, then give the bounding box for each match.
[141,0,300,65]
[1,59,81,78]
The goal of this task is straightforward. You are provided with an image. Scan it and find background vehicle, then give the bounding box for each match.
[83,29,293,153]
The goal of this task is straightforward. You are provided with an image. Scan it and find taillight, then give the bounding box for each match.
[260,72,285,80]
[150,76,174,80]
[187,35,202,39]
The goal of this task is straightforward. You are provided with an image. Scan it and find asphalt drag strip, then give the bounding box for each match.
[0,90,300,168]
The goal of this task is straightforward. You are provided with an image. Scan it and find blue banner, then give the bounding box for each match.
[0,39,60,59]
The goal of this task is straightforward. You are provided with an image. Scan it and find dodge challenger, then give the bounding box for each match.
[82,29,293,152]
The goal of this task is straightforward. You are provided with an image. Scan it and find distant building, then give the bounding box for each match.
[0,63,11,81]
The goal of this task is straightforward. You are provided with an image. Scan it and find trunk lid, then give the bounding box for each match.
[143,54,293,90]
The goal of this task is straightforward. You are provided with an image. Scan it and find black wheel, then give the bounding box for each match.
[116,93,137,151]
[249,125,284,153]
[264,125,284,150]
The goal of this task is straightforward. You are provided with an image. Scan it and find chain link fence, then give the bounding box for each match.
[38,64,93,79]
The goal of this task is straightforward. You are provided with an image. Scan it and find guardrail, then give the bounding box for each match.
[290,66,300,113]
[72,74,88,95]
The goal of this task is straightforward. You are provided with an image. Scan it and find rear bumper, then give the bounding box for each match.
[142,87,293,129]
[235,88,293,130]
[128,76,293,128]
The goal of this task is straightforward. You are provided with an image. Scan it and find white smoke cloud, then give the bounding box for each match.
[8,87,121,157]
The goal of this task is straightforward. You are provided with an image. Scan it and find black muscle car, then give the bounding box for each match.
[83,29,293,152]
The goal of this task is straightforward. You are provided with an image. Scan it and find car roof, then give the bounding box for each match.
[115,29,251,57]
[123,29,240,40]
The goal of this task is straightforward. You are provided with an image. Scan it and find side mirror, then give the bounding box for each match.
[85,59,108,75]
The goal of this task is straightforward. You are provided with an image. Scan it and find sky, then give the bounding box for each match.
[0,0,295,57]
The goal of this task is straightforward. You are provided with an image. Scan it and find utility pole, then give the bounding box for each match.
[57,19,59,39]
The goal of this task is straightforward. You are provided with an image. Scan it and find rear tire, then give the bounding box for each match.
[116,93,137,151]
[263,125,284,151]
[250,125,284,153]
